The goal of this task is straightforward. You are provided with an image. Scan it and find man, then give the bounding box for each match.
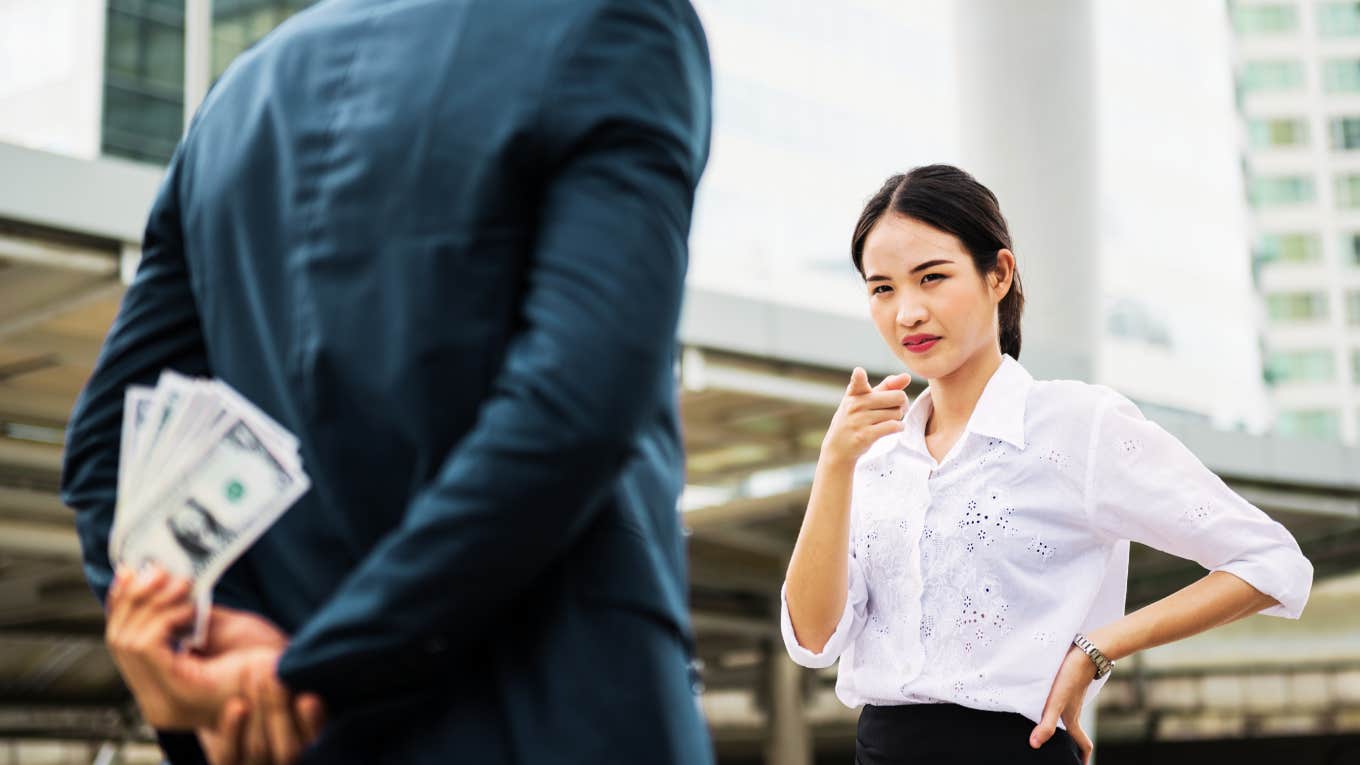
[61,0,713,762]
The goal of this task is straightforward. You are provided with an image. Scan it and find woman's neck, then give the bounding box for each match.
[924,348,1004,437]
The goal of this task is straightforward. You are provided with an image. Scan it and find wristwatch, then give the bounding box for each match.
[1072,634,1114,679]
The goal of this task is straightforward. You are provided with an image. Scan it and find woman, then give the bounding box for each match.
[782,165,1313,765]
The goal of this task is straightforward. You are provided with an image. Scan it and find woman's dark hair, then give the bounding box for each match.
[850,164,1025,360]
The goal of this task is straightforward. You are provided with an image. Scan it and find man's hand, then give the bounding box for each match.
[104,567,325,763]
[105,566,227,728]
[198,605,289,655]
[195,651,326,765]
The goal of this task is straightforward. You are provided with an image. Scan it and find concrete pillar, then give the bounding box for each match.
[764,649,813,765]
[953,0,1100,383]
[184,0,213,129]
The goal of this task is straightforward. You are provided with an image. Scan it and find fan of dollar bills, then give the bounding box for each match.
[111,371,311,643]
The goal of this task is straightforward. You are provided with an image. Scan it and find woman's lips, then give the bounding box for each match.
[902,337,940,354]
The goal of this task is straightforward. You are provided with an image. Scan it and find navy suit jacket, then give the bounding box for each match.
[61,0,713,762]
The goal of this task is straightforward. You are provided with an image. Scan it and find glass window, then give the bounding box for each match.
[1250,175,1315,205]
[1266,291,1329,320]
[1243,60,1307,92]
[211,1,314,80]
[1251,117,1309,148]
[1234,3,1300,34]
[1323,59,1360,91]
[103,0,316,164]
[1331,116,1360,149]
[1338,174,1360,207]
[1348,291,1360,323]
[1257,232,1322,263]
[1266,349,1336,382]
[106,12,141,79]
[144,0,187,13]
[1346,233,1360,265]
[102,85,182,162]
[1353,348,1360,383]
[212,18,250,77]
[103,2,186,164]
[1276,410,1341,439]
[143,19,185,91]
[1318,2,1360,36]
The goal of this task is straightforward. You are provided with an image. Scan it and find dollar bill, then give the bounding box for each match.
[111,374,309,645]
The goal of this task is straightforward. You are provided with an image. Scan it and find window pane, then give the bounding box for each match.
[1267,350,1336,382]
[1346,233,1360,265]
[1258,232,1322,263]
[142,19,184,91]
[1318,2,1360,36]
[1234,3,1299,34]
[1349,291,1360,323]
[1266,291,1329,320]
[1338,174,1360,207]
[143,0,187,16]
[1323,59,1360,91]
[102,1,186,164]
[1250,175,1316,205]
[1276,410,1341,439]
[1353,348,1360,383]
[101,85,181,163]
[106,12,141,80]
[211,2,316,80]
[1251,117,1309,148]
[1244,60,1307,92]
[1330,116,1360,149]
[248,7,280,38]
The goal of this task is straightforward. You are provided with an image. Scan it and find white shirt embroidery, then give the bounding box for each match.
[779,354,1314,724]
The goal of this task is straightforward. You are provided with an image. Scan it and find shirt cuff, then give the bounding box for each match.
[779,558,868,669]
[1214,551,1314,619]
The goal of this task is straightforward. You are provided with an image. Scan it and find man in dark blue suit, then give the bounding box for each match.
[61,0,713,762]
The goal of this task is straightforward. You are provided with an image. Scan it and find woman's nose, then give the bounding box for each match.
[897,301,928,327]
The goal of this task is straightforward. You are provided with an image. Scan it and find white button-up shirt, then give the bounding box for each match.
[780,354,1313,724]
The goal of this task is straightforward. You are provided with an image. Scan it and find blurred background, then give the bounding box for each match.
[0,0,1358,762]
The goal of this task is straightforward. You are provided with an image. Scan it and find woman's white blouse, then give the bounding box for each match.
[780,354,1313,724]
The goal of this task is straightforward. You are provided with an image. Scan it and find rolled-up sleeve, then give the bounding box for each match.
[1084,391,1313,619]
[779,551,869,668]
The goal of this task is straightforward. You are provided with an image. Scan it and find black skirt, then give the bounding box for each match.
[855,703,1082,765]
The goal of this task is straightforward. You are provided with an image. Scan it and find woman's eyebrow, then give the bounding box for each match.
[909,258,954,274]
[865,258,956,282]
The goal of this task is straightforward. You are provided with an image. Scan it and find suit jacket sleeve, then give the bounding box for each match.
[276,0,712,702]
[59,145,261,765]
[60,144,266,617]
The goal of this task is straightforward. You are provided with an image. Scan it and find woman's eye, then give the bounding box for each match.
[871,284,892,295]
[922,273,946,285]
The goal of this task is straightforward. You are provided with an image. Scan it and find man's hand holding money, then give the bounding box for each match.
[105,566,325,764]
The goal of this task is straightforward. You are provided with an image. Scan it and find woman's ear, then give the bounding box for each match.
[992,249,1015,301]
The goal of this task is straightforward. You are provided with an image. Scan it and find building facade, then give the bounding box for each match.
[102,0,314,164]
[1233,0,1360,443]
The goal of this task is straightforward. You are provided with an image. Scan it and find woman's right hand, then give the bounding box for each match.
[821,367,912,468]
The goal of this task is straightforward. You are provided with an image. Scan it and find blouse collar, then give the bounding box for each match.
[897,353,1034,459]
